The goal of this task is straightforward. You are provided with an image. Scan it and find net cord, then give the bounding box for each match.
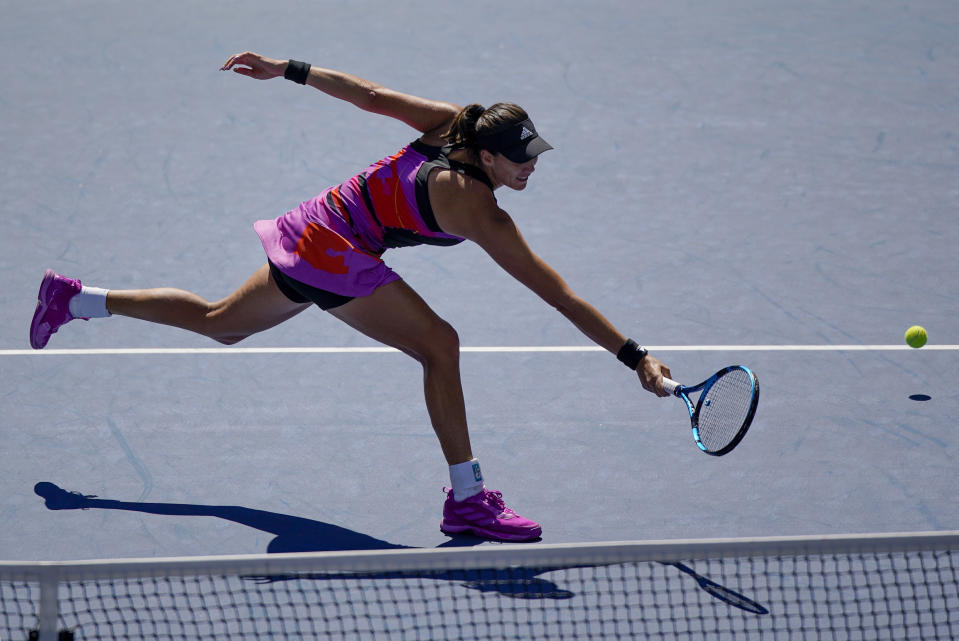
[3,531,958,583]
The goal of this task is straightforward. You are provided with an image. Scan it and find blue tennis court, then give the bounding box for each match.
[3,0,957,569]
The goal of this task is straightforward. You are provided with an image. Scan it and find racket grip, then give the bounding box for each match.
[662,377,680,396]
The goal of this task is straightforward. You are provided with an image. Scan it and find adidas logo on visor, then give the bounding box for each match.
[520,126,535,140]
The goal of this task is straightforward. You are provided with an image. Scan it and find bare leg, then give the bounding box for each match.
[106,264,311,344]
[328,280,473,465]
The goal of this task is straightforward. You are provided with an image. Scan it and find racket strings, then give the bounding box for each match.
[697,370,756,451]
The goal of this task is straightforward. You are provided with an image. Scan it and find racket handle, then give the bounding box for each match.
[662,377,680,397]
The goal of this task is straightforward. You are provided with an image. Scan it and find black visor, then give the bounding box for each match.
[476,119,553,163]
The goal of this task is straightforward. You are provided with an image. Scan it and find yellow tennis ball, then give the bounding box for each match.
[905,325,927,348]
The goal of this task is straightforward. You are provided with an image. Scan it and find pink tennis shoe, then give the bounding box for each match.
[30,269,86,349]
[441,488,542,542]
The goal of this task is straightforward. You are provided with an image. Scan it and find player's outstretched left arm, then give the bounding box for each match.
[221,51,459,140]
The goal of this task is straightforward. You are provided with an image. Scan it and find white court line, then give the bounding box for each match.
[1,345,956,356]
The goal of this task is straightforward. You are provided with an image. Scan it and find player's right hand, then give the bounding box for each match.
[637,355,671,397]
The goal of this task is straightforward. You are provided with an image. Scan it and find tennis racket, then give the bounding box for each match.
[662,365,759,456]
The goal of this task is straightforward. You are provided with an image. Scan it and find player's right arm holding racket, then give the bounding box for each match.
[433,184,672,397]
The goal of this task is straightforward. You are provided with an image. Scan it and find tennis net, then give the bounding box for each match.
[2,531,957,640]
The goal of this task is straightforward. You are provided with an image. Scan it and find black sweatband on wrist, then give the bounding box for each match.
[617,339,648,370]
[284,60,311,85]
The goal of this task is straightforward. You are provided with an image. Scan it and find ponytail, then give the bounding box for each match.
[444,102,529,163]
[443,104,486,152]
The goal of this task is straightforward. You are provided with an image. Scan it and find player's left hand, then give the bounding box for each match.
[221,51,286,80]
[637,355,671,397]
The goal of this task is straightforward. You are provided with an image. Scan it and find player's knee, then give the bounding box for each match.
[419,320,460,366]
[436,320,460,354]
[203,301,252,345]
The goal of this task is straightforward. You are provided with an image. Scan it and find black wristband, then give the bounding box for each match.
[284,60,311,85]
[616,339,648,370]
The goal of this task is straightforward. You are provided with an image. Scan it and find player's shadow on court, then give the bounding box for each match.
[33,482,570,600]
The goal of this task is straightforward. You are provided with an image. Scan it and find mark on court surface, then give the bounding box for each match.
[880,471,944,530]
[107,418,154,502]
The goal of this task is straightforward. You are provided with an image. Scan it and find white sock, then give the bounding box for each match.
[449,458,485,501]
[68,286,112,319]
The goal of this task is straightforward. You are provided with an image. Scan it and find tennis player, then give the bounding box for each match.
[30,52,671,542]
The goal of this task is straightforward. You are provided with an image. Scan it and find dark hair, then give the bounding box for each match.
[443,103,529,162]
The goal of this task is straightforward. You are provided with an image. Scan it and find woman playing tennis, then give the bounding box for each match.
[30,52,671,542]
